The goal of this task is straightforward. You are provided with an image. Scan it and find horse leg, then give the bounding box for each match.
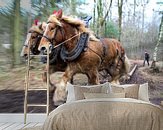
[87,69,99,85]
[111,55,130,84]
[53,67,74,106]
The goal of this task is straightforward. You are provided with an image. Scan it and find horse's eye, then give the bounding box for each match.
[51,27,55,31]
[31,36,36,39]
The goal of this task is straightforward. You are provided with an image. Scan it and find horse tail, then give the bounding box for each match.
[124,54,131,74]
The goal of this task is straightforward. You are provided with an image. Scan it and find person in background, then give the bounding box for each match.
[143,50,150,66]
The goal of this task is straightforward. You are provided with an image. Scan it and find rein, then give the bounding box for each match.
[53,33,81,49]
[43,30,81,50]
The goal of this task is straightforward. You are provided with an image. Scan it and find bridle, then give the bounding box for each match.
[42,22,81,52]
[24,31,43,55]
[42,22,65,46]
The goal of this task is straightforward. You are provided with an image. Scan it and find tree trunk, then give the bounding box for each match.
[10,15,14,68]
[13,0,21,66]
[142,4,145,32]
[151,14,163,68]
[96,0,112,37]
[70,0,76,16]
[96,0,103,36]
[93,0,96,30]
[141,0,149,32]
[118,0,123,41]
[133,0,136,24]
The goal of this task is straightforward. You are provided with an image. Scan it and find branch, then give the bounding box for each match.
[100,0,112,26]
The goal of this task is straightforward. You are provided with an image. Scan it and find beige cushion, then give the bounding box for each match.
[66,82,111,102]
[74,86,102,100]
[84,92,126,99]
[138,83,150,102]
[111,84,139,99]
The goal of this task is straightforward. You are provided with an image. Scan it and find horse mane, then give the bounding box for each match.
[29,23,43,34]
[48,14,99,41]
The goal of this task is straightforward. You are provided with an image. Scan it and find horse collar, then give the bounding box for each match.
[60,32,89,62]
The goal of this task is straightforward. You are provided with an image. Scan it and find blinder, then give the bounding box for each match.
[31,35,42,55]
[23,31,42,55]
[42,24,64,52]
[23,44,28,47]
[43,22,59,44]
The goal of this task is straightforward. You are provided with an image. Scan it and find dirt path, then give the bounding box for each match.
[0,60,162,113]
[125,60,163,105]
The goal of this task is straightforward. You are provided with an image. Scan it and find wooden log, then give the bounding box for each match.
[128,64,137,80]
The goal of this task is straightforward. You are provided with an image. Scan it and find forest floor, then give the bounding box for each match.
[0,59,162,113]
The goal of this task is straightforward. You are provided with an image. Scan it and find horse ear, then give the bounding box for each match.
[34,19,38,25]
[57,9,62,18]
[53,10,57,14]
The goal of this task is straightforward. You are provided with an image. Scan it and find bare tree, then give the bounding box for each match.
[100,0,113,27]
[95,0,112,36]
[141,0,149,32]
[151,13,163,69]
[93,0,96,30]
[133,0,136,24]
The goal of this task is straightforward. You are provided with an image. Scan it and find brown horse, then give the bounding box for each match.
[20,21,72,90]
[38,10,130,106]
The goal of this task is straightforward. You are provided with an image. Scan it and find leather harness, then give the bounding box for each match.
[60,32,89,62]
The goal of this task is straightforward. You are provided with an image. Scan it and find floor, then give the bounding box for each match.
[0,122,42,130]
[0,113,46,130]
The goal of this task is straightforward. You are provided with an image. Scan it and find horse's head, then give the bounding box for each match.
[20,22,46,59]
[38,9,88,54]
[38,10,64,54]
